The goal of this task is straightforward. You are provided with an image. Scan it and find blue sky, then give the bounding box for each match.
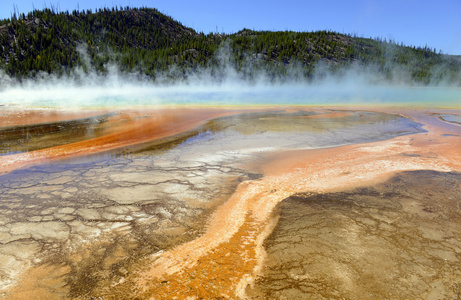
[1,0,460,55]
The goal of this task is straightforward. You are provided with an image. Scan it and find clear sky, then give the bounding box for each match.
[1,0,460,55]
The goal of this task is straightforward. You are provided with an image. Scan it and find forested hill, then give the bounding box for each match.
[1,7,460,85]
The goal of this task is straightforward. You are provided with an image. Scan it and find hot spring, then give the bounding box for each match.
[0,84,460,299]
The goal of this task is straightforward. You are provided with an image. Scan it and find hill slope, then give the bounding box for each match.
[0,7,197,76]
[0,7,460,85]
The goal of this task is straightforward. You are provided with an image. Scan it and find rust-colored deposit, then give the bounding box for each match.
[0,109,107,127]
[298,111,352,119]
[128,109,461,298]
[0,107,253,174]
[133,214,265,299]
[2,107,461,299]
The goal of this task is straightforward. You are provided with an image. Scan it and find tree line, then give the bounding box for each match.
[0,7,460,85]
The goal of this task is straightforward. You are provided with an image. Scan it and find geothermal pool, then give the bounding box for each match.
[0,104,460,299]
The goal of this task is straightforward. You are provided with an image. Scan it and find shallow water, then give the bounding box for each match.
[0,108,424,298]
[0,113,114,155]
[2,85,460,108]
[439,113,461,125]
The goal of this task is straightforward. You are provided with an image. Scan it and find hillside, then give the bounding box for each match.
[0,7,198,76]
[0,7,460,85]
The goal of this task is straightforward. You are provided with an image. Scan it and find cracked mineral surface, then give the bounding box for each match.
[247,170,461,299]
[0,106,460,299]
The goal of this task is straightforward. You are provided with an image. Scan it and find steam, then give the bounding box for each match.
[0,43,460,109]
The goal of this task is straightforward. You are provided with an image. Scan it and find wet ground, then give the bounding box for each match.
[248,170,461,299]
[438,113,461,125]
[0,107,458,299]
[0,113,114,155]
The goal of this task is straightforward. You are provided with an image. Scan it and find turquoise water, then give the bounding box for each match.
[0,83,460,108]
[439,114,461,124]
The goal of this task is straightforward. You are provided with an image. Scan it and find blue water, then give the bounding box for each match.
[439,114,461,124]
[0,83,460,108]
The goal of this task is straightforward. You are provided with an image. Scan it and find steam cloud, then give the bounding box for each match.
[0,43,460,108]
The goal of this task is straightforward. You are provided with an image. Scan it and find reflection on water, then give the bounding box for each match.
[0,113,114,156]
[129,110,423,158]
[0,109,425,298]
[438,113,461,125]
